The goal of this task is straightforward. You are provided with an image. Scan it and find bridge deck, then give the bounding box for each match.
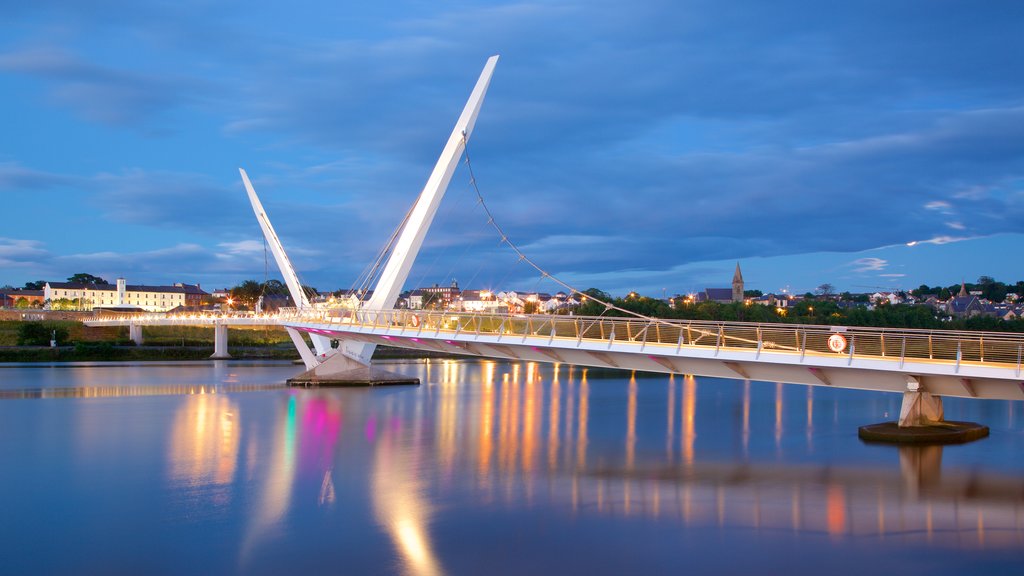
[86,309,1024,400]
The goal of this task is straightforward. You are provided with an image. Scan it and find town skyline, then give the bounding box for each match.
[4,269,1021,306]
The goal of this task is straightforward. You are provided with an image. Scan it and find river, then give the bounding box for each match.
[1,359,1023,574]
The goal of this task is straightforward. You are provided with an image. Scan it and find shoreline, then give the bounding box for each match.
[0,344,463,363]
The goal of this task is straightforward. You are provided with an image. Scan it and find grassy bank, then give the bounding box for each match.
[0,345,301,362]
[0,320,294,347]
[0,320,469,362]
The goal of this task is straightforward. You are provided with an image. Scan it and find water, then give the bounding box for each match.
[1,359,1023,575]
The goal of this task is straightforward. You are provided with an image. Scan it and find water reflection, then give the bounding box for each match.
[466,362,1018,548]
[372,410,443,576]
[0,383,284,399]
[86,358,1021,567]
[240,394,299,566]
[168,394,239,486]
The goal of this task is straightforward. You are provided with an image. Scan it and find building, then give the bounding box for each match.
[455,290,507,313]
[694,263,745,304]
[408,280,461,310]
[44,278,209,312]
[946,281,987,318]
[0,289,45,308]
[732,262,744,303]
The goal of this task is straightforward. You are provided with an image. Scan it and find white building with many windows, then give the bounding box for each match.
[44,279,208,312]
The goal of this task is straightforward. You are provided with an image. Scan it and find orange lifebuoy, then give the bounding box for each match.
[410,314,420,327]
[827,333,847,353]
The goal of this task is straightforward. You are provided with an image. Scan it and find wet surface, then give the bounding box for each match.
[1,359,1023,575]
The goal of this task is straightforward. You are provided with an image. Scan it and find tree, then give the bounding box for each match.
[230,280,263,307]
[67,273,108,285]
[50,298,76,311]
[815,283,835,297]
[23,280,46,290]
[576,288,613,316]
[18,322,69,346]
[421,292,442,310]
[263,279,288,296]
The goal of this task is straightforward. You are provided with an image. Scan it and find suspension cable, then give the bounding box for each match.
[461,133,669,325]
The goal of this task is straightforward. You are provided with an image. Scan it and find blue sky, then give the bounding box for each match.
[2,1,1022,297]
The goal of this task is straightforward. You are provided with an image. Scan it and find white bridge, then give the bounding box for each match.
[86,55,1024,429]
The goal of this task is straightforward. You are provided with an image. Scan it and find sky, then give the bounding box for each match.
[1,0,1023,297]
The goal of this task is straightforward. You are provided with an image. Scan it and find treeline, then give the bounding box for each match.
[574,289,1024,333]
[910,276,1024,303]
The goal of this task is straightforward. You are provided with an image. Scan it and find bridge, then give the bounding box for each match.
[85,55,1020,434]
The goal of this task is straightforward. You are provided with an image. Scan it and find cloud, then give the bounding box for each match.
[0,46,199,127]
[53,242,260,287]
[851,258,887,273]
[0,162,73,190]
[94,170,252,231]
[0,238,50,266]
[217,240,264,256]
[3,1,1024,293]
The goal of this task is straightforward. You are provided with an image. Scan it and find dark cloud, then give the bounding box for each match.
[2,0,1023,293]
[0,237,50,267]
[95,170,253,231]
[0,46,202,127]
[0,161,72,189]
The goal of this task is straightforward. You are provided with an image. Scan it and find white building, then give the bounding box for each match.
[44,279,208,312]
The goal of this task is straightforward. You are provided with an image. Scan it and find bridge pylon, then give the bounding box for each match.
[242,55,499,385]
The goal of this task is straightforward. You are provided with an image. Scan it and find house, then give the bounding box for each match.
[456,290,507,313]
[408,280,461,310]
[0,289,45,308]
[870,292,903,305]
[947,295,986,318]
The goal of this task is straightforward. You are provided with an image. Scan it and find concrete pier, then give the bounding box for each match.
[285,353,418,387]
[210,323,231,359]
[859,380,988,444]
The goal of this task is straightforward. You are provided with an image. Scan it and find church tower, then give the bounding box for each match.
[732,263,744,303]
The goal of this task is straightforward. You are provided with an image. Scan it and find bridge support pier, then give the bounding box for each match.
[898,390,943,427]
[286,347,418,387]
[129,324,144,346]
[210,323,231,359]
[859,377,988,444]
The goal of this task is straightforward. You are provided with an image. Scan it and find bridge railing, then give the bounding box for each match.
[281,308,1024,373]
[86,310,281,323]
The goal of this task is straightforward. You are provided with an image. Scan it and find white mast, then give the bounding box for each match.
[239,168,331,358]
[344,55,499,364]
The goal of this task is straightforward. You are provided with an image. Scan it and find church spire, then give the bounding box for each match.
[958,280,968,298]
[732,262,744,303]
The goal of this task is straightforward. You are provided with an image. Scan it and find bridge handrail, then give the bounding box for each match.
[84,307,1024,373]
[279,308,1024,373]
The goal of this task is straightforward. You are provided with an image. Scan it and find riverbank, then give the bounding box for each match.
[0,344,464,363]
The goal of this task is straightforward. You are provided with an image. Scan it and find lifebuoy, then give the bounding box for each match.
[827,333,847,353]
[410,314,420,327]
